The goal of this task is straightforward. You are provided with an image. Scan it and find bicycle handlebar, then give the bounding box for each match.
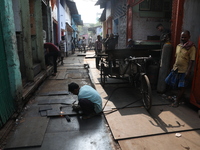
[127,55,152,61]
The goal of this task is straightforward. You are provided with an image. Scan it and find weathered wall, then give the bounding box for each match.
[183,0,200,46]
[12,0,21,31]
[21,0,34,80]
[118,15,127,49]
[132,3,171,41]
[34,0,46,69]
[112,0,127,49]
[0,0,22,100]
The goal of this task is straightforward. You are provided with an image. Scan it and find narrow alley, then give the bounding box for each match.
[2,50,200,150]
[1,50,118,150]
[1,0,200,150]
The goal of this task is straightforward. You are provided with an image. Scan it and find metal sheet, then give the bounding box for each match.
[5,117,49,149]
[37,95,77,105]
[106,105,200,140]
[105,107,164,140]
[47,105,77,117]
[118,130,200,150]
[149,105,200,132]
[38,91,69,96]
[37,80,69,95]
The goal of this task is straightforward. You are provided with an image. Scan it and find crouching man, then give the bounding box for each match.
[68,82,102,119]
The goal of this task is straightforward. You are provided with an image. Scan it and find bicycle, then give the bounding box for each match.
[100,55,152,111]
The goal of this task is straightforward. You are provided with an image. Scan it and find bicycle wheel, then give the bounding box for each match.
[141,74,152,111]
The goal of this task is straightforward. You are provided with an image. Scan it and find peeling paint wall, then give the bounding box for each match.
[132,2,171,41]
[12,0,21,32]
[0,0,23,100]
[112,0,127,49]
[118,15,127,49]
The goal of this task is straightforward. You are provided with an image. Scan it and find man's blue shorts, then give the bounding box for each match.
[165,70,188,89]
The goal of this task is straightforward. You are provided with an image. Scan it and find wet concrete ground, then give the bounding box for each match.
[3,50,118,150]
[2,50,200,150]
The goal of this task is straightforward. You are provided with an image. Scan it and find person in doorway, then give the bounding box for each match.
[156,23,170,48]
[44,42,60,76]
[95,35,103,69]
[82,37,86,53]
[68,82,102,119]
[165,30,196,107]
[127,38,135,48]
[59,36,66,65]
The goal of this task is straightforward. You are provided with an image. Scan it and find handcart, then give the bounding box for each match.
[99,45,161,111]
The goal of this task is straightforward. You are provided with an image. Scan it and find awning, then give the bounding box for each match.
[72,14,83,26]
[66,0,78,14]
[95,0,107,8]
[66,23,74,32]
[99,9,106,22]
[66,0,83,25]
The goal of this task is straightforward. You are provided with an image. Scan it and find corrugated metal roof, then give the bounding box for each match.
[66,0,83,25]
[66,0,78,14]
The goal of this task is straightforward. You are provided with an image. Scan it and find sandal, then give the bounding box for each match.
[72,105,81,111]
[82,113,96,120]
[170,101,179,107]
[52,73,56,76]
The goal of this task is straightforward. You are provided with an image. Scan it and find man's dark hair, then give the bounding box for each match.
[61,36,65,40]
[156,23,163,29]
[182,30,190,36]
[68,82,79,92]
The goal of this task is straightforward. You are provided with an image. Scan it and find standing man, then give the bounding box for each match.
[95,35,102,69]
[71,37,75,54]
[165,30,196,107]
[106,33,117,51]
[102,34,109,51]
[68,82,102,119]
[44,42,60,76]
[105,33,117,69]
[78,38,82,52]
[156,23,170,48]
[59,36,66,65]
[82,37,86,53]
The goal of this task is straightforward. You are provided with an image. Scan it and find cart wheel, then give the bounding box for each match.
[100,64,106,86]
[141,74,152,111]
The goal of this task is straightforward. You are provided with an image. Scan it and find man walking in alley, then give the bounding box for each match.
[95,35,102,69]
[68,82,102,119]
[82,36,86,53]
[165,30,196,107]
[59,36,66,65]
[44,42,60,76]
